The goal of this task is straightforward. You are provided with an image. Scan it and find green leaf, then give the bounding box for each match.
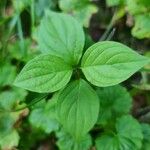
[35,0,58,17]
[0,110,28,138]
[0,113,16,136]
[0,88,27,136]
[136,0,150,6]
[57,79,99,140]
[0,63,16,87]
[14,54,72,93]
[106,0,124,6]
[0,110,28,145]
[132,14,150,39]
[0,88,27,110]
[13,0,31,13]
[37,10,85,65]
[7,38,38,62]
[141,123,150,150]
[29,96,59,133]
[81,41,149,87]
[56,129,92,150]
[96,85,132,125]
[0,130,20,150]
[96,115,143,150]
[71,5,98,28]
[59,0,98,27]
[126,0,148,15]
[0,109,27,139]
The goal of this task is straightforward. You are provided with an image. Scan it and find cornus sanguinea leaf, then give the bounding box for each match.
[81,41,149,87]
[57,79,99,140]
[14,54,72,93]
[37,10,85,65]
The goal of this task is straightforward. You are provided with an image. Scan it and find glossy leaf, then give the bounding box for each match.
[57,79,99,140]
[37,10,85,65]
[81,41,149,87]
[96,85,132,125]
[96,115,143,150]
[14,54,72,93]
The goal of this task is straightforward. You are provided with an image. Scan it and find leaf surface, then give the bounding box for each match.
[96,85,132,125]
[141,123,150,150]
[96,115,143,150]
[132,14,150,39]
[29,96,59,133]
[37,10,85,65]
[57,79,99,140]
[82,41,149,87]
[14,54,72,93]
[56,130,92,150]
[59,0,98,27]
[0,130,19,150]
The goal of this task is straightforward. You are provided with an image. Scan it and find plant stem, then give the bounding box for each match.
[141,72,148,84]
[99,11,117,41]
[0,94,48,113]
[31,0,35,32]
[17,14,25,56]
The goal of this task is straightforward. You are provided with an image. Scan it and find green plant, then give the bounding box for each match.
[106,0,150,39]
[13,10,150,149]
[58,0,98,27]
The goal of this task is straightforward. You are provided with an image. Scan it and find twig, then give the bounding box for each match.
[106,28,116,40]
[99,11,117,41]
[135,106,150,117]
[139,112,150,123]
[31,0,35,32]
[0,93,48,113]
[17,15,25,56]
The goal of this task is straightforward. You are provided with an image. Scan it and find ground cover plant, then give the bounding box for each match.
[106,0,150,39]
[0,0,150,150]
